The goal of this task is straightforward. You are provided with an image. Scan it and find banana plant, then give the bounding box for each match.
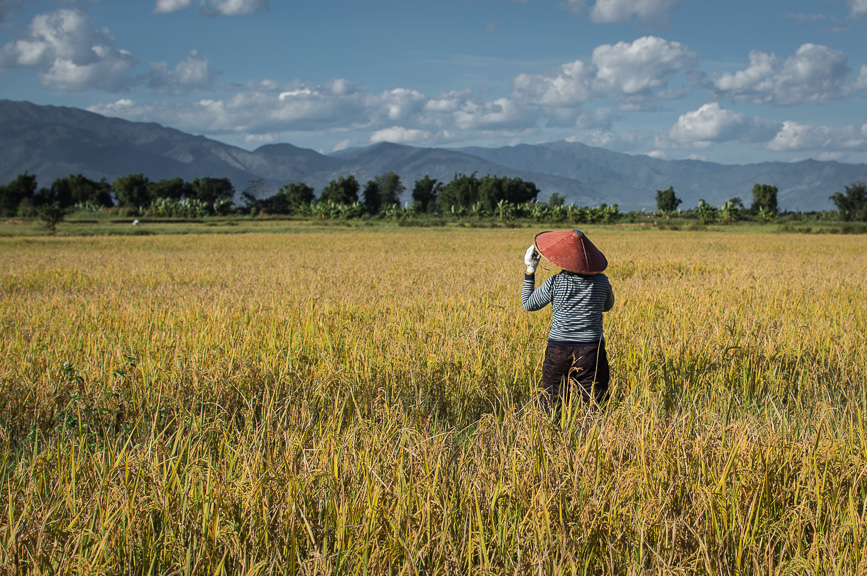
[756,206,774,223]
[697,199,719,225]
[719,201,739,224]
[496,199,516,222]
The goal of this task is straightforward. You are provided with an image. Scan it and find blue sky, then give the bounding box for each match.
[1,0,866,164]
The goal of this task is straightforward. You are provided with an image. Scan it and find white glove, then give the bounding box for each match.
[524,245,541,274]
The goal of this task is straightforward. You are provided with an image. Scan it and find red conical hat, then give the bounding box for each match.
[534,229,608,274]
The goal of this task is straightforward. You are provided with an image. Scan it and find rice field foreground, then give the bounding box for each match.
[1,227,866,575]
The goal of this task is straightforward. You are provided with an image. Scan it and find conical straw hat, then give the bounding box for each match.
[534,229,608,274]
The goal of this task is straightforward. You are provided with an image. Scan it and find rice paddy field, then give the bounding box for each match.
[1,224,866,575]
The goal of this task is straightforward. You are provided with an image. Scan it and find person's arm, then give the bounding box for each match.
[603,278,615,312]
[521,274,538,311]
[521,273,554,312]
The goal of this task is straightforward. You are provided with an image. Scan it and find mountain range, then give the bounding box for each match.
[2,99,865,211]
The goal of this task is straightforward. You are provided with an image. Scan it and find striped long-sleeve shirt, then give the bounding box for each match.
[521,271,614,345]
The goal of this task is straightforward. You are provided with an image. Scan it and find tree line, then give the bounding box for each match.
[0,173,236,217]
[655,182,867,223]
[241,171,541,217]
[0,171,541,218]
[2,170,866,223]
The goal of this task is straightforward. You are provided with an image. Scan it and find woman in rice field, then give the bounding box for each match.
[521,229,615,411]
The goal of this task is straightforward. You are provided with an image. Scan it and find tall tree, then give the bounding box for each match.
[149,177,190,201]
[655,186,682,213]
[0,172,37,216]
[437,172,480,211]
[320,175,360,204]
[829,181,867,221]
[113,174,152,207]
[240,179,268,213]
[189,177,234,204]
[50,174,113,208]
[478,175,538,211]
[246,182,316,214]
[281,182,315,211]
[412,175,441,213]
[362,172,405,213]
[751,183,779,215]
[362,179,382,213]
[548,192,566,208]
[375,171,405,206]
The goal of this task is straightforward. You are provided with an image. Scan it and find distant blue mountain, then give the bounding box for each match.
[2,99,864,211]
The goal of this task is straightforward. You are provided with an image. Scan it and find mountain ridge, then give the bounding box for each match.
[2,99,865,211]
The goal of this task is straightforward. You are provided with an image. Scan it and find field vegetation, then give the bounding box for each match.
[1,225,866,574]
[3,171,867,236]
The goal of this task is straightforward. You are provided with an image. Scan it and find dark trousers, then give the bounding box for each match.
[541,340,609,410]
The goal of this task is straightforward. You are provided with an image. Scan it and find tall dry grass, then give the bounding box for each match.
[1,227,865,574]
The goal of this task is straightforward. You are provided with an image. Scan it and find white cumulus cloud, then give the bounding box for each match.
[154,0,268,15]
[591,36,696,96]
[575,107,614,130]
[590,0,681,23]
[208,0,269,15]
[423,91,472,114]
[154,0,194,13]
[849,0,867,17]
[148,50,219,92]
[244,132,279,146]
[711,44,852,105]
[851,65,867,94]
[563,0,680,23]
[370,127,434,144]
[767,121,867,152]
[0,8,137,91]
[712,50,776,93]
[454,98,528,130]
[513,60,595,107]
[373,88,427,122]
[512,36,695,110]
[667,102,780,147]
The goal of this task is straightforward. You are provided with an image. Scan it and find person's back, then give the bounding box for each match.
[522,271,613,344]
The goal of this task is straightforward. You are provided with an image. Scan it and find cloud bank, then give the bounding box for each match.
[1,3,862,163]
